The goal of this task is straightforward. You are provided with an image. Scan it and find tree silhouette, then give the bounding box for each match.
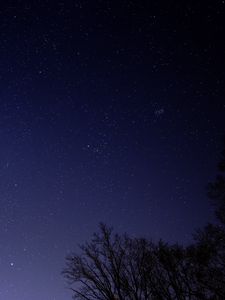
[63,223,225,299]
[63,223,156,300]
[207,139,225,224]
[189,140,225,298]
[63,141,225,300]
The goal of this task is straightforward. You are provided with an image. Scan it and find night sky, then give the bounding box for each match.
[0,1,225,299]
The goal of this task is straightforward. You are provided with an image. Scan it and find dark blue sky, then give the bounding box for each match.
[0,1,225,299]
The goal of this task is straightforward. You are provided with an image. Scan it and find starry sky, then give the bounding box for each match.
[0,1,225,299]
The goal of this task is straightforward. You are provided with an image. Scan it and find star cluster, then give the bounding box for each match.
[0,1,225,299]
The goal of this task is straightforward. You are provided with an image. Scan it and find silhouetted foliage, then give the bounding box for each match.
[63,142,225,299]
[189,224,225,298]
[63,223,225,299]
[207,139,225,224]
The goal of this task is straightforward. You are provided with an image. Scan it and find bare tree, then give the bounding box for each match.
[63,223,157,300]
[63,141,225,300]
